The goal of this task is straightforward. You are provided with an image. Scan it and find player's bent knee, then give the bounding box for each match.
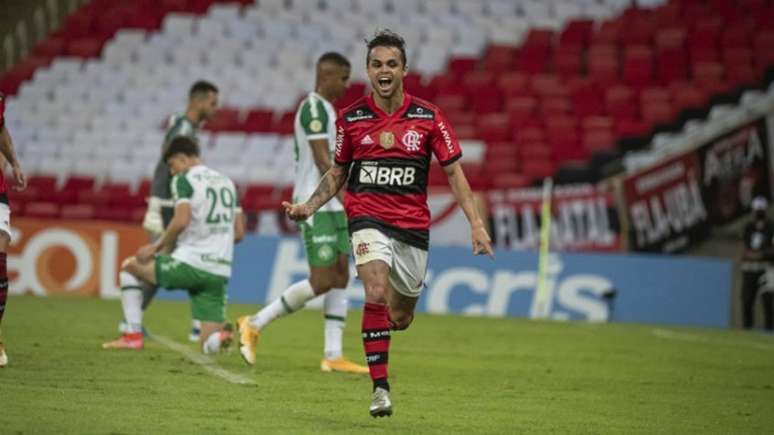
[364,283,389,302]
[309,275,334,294]
[121,257,138,273]
[390,312,414,331]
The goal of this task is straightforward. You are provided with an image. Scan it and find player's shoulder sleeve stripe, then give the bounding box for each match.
[299,97,329,135]
[171,173,194,201]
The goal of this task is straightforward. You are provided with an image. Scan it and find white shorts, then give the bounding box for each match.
[0,203,10,238]
[351,228,428,298]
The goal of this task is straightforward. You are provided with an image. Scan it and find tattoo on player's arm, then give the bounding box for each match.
[306,166,347,211]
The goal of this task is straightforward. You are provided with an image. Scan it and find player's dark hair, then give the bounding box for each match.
[318,52,350,68]
[366,29,407,67]
[164,136,200,162]
[189,80,218,99]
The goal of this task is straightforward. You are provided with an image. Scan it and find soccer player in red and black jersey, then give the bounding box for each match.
[0,93,28,367]
[280,30,493,417]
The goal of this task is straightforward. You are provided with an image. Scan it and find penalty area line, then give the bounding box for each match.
[153,334,255,386]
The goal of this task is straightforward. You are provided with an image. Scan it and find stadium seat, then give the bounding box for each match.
[24,202,60,219]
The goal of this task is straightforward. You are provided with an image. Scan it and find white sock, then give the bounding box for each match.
[192,319,202,331]
[202,331,222,354]
[323,288,348,360]
[120,271,145,333]
[250,279,315,330]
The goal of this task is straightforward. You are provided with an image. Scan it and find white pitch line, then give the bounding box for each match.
[650,328,774,351]
[153,335,254,386]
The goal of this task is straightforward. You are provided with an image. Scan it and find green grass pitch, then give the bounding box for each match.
[1,295,773,434]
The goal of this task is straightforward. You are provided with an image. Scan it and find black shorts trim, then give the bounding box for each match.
[348,216,429,251]
[0,193,8,205]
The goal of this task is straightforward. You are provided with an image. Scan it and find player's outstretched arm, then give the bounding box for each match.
[310,138,346,205]
[282,163,348,221]
[0,126,26,191]
[443,161,494,258]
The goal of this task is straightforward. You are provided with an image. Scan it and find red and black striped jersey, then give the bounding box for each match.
[334,93,462,250]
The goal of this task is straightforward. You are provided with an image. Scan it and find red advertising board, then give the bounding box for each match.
[8,219,148,298]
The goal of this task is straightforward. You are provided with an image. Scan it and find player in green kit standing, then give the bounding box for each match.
[104,136,244,353]
[237,53,368,374]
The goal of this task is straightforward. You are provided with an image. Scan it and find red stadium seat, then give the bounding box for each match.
[497,72,530,96]
[591,20,623,45]
[462,71,495,91]
[616,118,651,137]
[539,97,572,116]
[605,85,638,118]
[623,45,654,86]
[640,87,671,104]
[560,19,594,47]
[95,206,132,222]
[434,94,467,113]
[470,90,502,114]
[484,45,517,73]
[553,47,583,77]
[671,84,707,108]
[33,38,67,58]
[655,28,686,49]
[475,113,512,143]
[515,126,546,145]
[588,55,619,84]
[272,111,295,134]
[641,101,674,125]
[207,108,244,132]
[504,96,537,120]
[531,74,569,98]
[582,116,615,131]
[583,130,616,153]
[67,38,105,58]
[517,46,550,74]
[447,57,478,77]
[244,109,273,133]
[60,204,97,220]
[522,159,556,181]
[24,202,60,220]
[692,62,725,82]
[491,173,531,190]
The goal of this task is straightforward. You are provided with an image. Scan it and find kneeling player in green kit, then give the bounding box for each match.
[103,136,244,353]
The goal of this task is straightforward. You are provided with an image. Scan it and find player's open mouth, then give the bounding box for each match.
[377,77,392,91]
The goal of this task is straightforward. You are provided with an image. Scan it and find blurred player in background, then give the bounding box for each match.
[0,92,28,367]
[741,196,774,331]
[237,52,367,374]
[104,136,243,352]
[127,80,219,342]
[279,31,493,417]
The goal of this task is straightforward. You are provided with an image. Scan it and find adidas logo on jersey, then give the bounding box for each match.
[361,135,375,145]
